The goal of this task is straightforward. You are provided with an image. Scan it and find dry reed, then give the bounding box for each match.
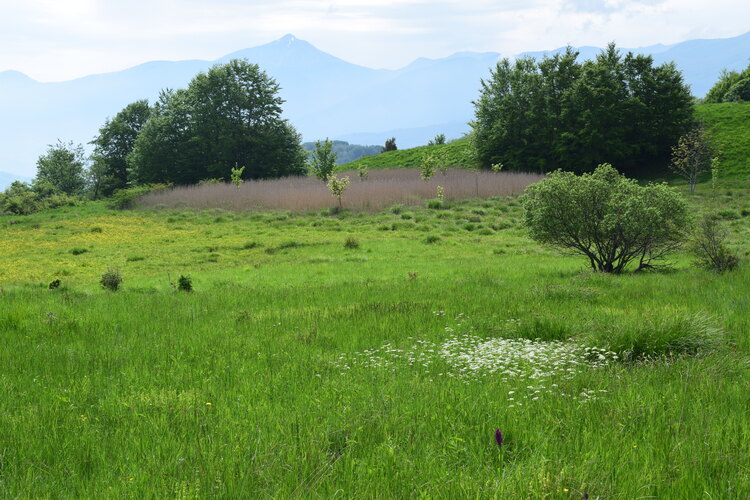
[137,168,545,212]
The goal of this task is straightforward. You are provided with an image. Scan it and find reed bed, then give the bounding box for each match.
[137,168,544,211]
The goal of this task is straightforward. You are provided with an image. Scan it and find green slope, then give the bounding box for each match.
[337,138,478,171]
[339,104,749,181]
[697,102,750,178]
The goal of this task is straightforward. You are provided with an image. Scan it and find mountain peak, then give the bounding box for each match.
[278,34,300,45]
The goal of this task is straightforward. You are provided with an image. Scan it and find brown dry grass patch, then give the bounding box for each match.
[137,168,544,212]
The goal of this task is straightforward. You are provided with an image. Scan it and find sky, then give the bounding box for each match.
[1,0,749,82]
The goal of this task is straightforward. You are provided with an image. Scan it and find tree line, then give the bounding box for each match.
[472,44,695,176]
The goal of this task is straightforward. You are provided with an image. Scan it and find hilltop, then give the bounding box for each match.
[341,102,750,182]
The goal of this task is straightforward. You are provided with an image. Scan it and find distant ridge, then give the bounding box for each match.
[1,31,749,178]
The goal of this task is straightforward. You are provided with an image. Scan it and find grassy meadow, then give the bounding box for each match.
[1,179,750,497]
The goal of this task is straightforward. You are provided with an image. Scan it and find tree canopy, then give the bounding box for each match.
[472,45,694,176]
[128,59,307,185]
[90,99,151,197]
[704,64,750,103]
[34,140,88,196]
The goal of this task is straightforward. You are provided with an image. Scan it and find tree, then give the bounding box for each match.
[90,100,151,197]
[129,60,307,185]
[327,175,350,208]
[521,164,689,273]
[309,139,336,181]
[670,126,714,193]
[472,45,694,176]
[382,137,397,153]
[705,63,750,103]
[35,140,87,196]
[689,215,739,272]
[428,134,446,146]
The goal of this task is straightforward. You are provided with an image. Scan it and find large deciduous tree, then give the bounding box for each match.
[90,99,151,197]
[129,59,307,185]
[472,44,694,176]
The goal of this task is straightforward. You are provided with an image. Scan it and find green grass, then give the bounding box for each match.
[696,102,750,180]
[338,138,477,171]
[1,192,750,497]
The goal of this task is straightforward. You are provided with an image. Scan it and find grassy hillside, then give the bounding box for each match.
[338,138,477,171]
[340,103,750,183]
[697,102,750,179]
[1,188,750,496]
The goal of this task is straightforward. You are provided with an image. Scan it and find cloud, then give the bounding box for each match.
[0,0,748,81]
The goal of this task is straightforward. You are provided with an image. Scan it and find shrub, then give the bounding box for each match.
[108,183,171,210]
[177,275,193,292]
[48,279,61,290]
[100,267,123,291]
[689,215,740,272]
[521,164,689,273]
[344,237,360,249]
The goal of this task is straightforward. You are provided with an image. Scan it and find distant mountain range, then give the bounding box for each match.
[1,31,749,182]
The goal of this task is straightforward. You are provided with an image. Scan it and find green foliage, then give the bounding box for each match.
[35,140,88,196]
[382,137,397,152]
[689,215,740,272]
[357,165,369,181]
[521,164,689,273]
[309,139,337,181]
[472,45,694,176]
[99,267,122,291]
[705,65,750,103]
[90,100,151,197]
[428,133,446,146]
[0,181,81,216]
[230,164,245,188]
[129,60,306,185]
[177,275,193,292]
[343,237,360,249]
[107,184,172,210]
[670,125,715,193]
[327,175,350,208]
[0,181,40,215]
[420,153,437,181]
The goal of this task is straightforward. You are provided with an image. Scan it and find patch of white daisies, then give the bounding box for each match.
[335,313,617,406]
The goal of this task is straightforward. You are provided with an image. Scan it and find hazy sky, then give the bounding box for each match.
[2,0,749,82]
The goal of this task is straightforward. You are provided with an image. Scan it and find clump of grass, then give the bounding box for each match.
[126,255,146,262]
[266,241,306,254]
[90,227,103,233]
[344,237,360,249]
[48,279,61,290]
[423,235,441,244]
[586,313,723,362]
[100,268,122,292]
[242,241,259,250]
[177,275,193,292]
[69,247,88,255]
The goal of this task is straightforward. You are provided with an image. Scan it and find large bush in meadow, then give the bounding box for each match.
[521,164,689,273]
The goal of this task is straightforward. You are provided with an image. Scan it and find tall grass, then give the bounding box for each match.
[137,168,544,211]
